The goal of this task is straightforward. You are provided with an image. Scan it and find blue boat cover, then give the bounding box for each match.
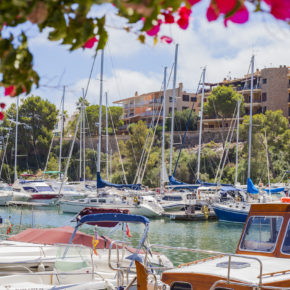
[168,175,199,189]
[97,172,141,190]
[247,178,259,194]
[77,213,150,226]
[264,187,285,193]
[196,179,232,187]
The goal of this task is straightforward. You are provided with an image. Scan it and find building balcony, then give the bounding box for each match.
[244,102,262,107]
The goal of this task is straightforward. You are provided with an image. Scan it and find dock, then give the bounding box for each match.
[162,210,217,221]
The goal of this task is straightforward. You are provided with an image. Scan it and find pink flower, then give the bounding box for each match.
[187,0,201,5]
[0,112,4,120]
[0,103,6,109]
[83,37,98,49]
[4,86,16,97]
[206,0,249,26]
[177,6,192,30]
[163,12,175,23]
[160,35,173,44]
[224,4,249,26]
[263,0,290,20]
[177,16,190,29]
[146,19,162,36]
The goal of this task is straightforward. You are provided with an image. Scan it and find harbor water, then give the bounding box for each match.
[0,206,244,266]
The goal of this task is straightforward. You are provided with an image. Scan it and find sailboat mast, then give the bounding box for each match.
[79,102,82,180]
[169,44,178,176]
[97,50,104,175]
[234,99,241,185]
[105,92,109,181]
[14,96,19,181]
[82,89,86,182]
[59,86,65,177]
[197,67,206,181]
[247,55,254,179]
[161,66,167,193]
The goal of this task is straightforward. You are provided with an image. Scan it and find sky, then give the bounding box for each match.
[2,1,290,114]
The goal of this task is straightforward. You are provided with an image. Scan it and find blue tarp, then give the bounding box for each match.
[77,213,150,226]
[97,172,141,190]
[247,178,259,194]
[168,175,199,189]
[264,187,285,193]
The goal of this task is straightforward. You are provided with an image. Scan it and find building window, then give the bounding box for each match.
[204,98,207,102]
[191,96,197,102]
[262,92,267,102]
[169,96,173,102]
[288,93,290,102]
[209,124,214,129]
[263,106,267,113]
[182,94,189,102]
[169,107,172,113]
[289,107,290,116]
[182,106,189,110]
[262,78,267,84]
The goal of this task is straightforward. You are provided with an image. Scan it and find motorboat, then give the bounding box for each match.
[144,203,290,289]
[59,192,164,217]
[0,211,172,289]
[0,182,13,205]
[158,192,191,211]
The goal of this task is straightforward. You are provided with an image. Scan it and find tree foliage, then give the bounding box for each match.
[166,108,198,131]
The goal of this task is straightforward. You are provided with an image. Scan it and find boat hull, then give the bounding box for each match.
[212,204,248,223]
[0,194,13,206]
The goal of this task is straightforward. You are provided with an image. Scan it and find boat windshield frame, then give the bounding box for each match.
[281,219,290,256]
[239,215,283,254]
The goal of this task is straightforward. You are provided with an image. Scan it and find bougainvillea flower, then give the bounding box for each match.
[206,5,219,21]
[160,35,173,44]
[224,4,249,26]
[163,11,175,23]
[4,86,16,97]
[179,6,192,18]
[177,16,190,29]
[177,6,192,29]
[187,0,201,5]
[0,103,6,109]
[0,112,4,120]
[146,19,162,36]
[263,0,290,20]
[83,37,98,49]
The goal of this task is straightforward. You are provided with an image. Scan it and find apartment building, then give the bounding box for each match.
[201,65,290,130]
[113,83,199,131]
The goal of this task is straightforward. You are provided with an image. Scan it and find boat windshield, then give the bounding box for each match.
[240,216,283,253]
[162,196,182,201]
[36,186,54,192]
[281,220,290,255]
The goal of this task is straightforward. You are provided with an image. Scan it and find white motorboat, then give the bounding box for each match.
[158,192,190,211]
[59,192,164,217]
[0,183,13,205]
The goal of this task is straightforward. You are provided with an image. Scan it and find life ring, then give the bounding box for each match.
[281,197,290,203]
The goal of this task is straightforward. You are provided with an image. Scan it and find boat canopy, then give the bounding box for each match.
[247,178,259,194]
[77,213,149,227]
[168,175,199,189]
[248,178,285,194]
[97,172,141,190]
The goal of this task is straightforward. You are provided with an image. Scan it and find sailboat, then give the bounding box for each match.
[59,50,163,217]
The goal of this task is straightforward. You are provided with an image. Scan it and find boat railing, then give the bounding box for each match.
[109,240,161,289]
[150,244,271,289]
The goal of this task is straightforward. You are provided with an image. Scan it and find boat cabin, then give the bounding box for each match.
[160,203,290,289]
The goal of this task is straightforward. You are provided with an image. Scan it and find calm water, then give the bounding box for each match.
[0,206,244,266]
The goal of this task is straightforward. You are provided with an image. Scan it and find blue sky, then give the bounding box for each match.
[2,1,290,114]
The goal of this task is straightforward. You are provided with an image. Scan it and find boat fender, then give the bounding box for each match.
[202,205,209,219]
[281,197,290,203]
[198,189,201,200]
[133,196,138,203]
